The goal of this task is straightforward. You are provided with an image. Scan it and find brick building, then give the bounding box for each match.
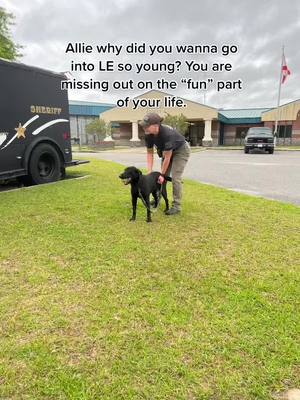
[71,91,300,146]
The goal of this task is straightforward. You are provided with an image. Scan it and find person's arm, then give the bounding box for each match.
[161,150,172,176]
[147,147,154,173]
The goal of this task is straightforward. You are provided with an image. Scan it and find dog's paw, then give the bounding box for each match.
[129,217,136,222]
[146,219,152,223]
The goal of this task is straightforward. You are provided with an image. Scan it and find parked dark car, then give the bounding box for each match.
[244,127,275,154]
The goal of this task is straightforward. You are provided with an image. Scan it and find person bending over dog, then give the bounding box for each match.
[139,113,191,215]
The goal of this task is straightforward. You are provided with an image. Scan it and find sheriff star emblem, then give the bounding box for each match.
[15,123,26,139]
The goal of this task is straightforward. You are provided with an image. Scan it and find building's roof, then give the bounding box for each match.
[137,90,218,111]
[69,100,115,117]
[218,108,273,124]
[262,99,300,122]
[69,95,299,124]
[69,100,115,107]
[100,90,218,122]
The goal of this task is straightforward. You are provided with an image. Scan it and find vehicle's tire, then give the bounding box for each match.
[28,143,62,185]
[269,149,274,154]
[244,147,249,154]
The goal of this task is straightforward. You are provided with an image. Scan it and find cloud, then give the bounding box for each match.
[2,0,300,108]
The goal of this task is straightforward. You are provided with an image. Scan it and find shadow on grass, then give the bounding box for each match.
[0,172,89,193]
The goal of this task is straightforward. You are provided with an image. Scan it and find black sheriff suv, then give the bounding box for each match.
[244,127,275,154]
[0,58,88,185]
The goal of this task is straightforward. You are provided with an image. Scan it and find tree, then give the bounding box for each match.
[86,118,111,142]
[0,7,22,60]
[163,113,189,135]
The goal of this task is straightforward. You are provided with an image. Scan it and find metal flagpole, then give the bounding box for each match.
[274,46,284,137]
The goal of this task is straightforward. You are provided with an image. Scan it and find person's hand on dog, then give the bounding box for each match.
[158,175,165,184]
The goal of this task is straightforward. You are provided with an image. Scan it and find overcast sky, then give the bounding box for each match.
[3,0,300,109]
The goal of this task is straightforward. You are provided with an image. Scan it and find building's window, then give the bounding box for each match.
[236,127,249,139]
[278,125,292,138]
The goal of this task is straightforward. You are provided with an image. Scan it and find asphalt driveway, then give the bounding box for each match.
[74,149,300,206]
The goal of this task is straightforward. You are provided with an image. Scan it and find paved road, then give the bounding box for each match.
[74,149,300,206]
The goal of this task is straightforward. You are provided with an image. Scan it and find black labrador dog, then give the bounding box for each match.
[119,166,171,222]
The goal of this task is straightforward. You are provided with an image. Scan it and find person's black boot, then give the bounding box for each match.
[165,207,180,215]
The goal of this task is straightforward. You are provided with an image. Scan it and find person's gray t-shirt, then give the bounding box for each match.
[144,124,185,152]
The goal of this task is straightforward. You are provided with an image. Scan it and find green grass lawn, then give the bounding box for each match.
[0,159,299,400]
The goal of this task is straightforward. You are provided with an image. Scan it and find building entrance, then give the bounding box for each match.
[187,122,205,146]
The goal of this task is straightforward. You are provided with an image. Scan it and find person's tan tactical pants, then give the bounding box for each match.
[165,141,191,211]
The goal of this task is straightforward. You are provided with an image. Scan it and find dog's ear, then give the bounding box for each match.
[134,169,142,179]
[129,166,142,175]
[130,167,142,181]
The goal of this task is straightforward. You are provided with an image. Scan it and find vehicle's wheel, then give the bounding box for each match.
[269,149,274,154]
[28,143,62,185]
[244,147,249,154]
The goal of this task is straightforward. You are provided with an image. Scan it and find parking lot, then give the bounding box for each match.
[75,149,300,206]
[1,149,299,206]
